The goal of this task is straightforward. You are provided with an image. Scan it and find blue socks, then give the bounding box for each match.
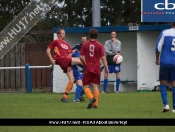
[172,87,175,109]
[80,86,84,97]
[160,84,168,107]
[103,79,108,92]
[74,85,83,100]
[116,78,120,92]
[103,78,120,92]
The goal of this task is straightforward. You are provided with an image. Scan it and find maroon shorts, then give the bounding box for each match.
[55,57,71,73]
[82,71,101,85]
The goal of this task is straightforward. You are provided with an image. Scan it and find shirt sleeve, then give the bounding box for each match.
[104,40,113,55]
[72,45,77,50]
[155,30,164,52]
[47,40,57,49]
[118,41,121,52]
[100,45,105,57]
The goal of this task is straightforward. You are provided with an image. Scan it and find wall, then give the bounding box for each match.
[137,31,161,91]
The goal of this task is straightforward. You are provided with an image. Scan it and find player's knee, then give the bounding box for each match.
[68,75,75,83]
[116,73,120,78]
[76,80,83,86]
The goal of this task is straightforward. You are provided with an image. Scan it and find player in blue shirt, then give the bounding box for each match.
[155,22,175,113]
[72,36,87,51]
[72,50,85,102]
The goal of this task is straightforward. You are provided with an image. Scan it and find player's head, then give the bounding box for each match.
[81,35,87,44]
[171,22,175,27]
[89,28,98,39]
[57,28,65,40]
[110,30,117,39]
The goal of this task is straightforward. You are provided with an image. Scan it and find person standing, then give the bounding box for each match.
[71,36,87,102]
[155,22,175,113]
[80,28,109,109]
[102,30,121,93]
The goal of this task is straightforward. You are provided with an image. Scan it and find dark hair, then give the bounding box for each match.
[110,30,117,34]
[57,28,64,35]
[82,35,86,37]
[89,28,98,39]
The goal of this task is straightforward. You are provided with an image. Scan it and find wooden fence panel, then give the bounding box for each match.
[25,44,30,64]
[20,43,25,89]
[30,43,36,88]
[24,42,51,89]
[4,49,10,89]
[41,43,47,87]
[0,57,4,90]
[15,43,21,89]
[46,42,51,87]
[10,46,16,90]
[0,42,51,91]
[36,43,41,88]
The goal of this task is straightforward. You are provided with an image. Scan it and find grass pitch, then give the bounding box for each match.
[0,91,175,132]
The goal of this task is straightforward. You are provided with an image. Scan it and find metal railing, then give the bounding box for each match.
[0,63,52,93]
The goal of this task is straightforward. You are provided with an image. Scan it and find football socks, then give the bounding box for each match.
[160,84,168,107]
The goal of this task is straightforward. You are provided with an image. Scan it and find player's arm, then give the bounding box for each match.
[79,55,86,66]
[155,52,160,65]
[104,41,113,55]
[101,56,109,74]
[111,40,121,55]
[116,41,121,55]
[46,47,55,65]
[72,44,78,51]
[79,44,86,65]
[155,31,164,65]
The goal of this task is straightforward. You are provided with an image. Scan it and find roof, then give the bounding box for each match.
[53,24,171,33]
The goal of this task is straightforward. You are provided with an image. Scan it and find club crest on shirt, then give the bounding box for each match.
[60,44,68,50]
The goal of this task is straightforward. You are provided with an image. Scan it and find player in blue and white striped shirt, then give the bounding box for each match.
[155,22,175,113]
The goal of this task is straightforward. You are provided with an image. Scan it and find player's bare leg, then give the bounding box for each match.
[71,57,83,66]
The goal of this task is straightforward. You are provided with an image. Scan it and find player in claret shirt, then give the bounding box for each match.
[80,28,109,109]
[46,28,83,103]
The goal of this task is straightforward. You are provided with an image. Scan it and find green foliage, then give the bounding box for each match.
[0,0,169,32]
[0,0,30,31]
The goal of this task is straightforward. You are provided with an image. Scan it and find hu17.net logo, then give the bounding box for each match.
[141,0,175,22]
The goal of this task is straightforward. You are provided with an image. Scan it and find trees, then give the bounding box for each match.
[0,0,30,31]
[0,0,168,32]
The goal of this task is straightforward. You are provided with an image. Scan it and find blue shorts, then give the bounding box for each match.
[105,64,121,73]
[159,63,175,81]
[72,66,83,81]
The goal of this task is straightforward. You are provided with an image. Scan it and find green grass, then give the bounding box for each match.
[0,92,175,132]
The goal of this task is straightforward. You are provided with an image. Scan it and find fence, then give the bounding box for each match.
[0,64,52,93]
[0,42,52,91]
